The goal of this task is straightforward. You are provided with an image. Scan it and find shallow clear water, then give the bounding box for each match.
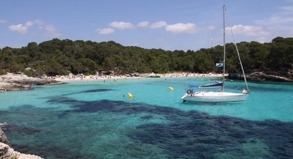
[0,77,292,158]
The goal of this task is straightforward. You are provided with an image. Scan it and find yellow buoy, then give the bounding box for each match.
[169,87,174,91]
[128,93,133,99]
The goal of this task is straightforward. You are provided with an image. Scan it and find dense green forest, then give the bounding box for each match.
[0,37,292,77]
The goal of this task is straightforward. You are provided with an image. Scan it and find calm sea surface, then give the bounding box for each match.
[0,77,292,159]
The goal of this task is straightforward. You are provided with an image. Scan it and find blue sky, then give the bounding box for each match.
[1,0,293,51]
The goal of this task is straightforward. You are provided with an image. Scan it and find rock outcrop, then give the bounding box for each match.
[0,74,57,157]
[0,142,42,159]
[0,127,10,146]
[0,74,58,158]
[0,73,61,91]
[0,127,42,159]
[229,71,293,82]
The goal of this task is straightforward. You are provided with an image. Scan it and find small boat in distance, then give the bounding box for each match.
[181,5,249,103]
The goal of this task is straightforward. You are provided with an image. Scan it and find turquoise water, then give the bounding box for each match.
[0,77,292,158]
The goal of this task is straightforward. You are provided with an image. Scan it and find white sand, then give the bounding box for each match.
[0,72,226,87]
[54,73,225,83]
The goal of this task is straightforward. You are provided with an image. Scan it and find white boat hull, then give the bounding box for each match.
[181,6,250,103]
[181,91,248,102]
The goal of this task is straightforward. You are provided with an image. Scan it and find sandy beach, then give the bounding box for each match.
[53,72,225,83]
[0,72,225,92]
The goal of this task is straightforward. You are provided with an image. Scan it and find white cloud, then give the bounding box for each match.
[137,21,149,27]
[150,21,167,29]
[38,20,61,37]
[8,20,35,34]
[255,4,293,25]
[8,19,61,36]
[35,19,45,28]
[8,23,31,34]
[228,25,269,36]
[282,6,293,11]
[251,3,293,42]
[208,26,216,30]
[165,23,198,34]
[95,28,115,34]
[256,15,293,25]
[44,24,62,36]
[257,37,268,43]
[0,19,7,23]
[25,21,34,27]
[109,21,134,29]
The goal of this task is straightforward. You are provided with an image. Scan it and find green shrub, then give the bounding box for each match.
[23,70,33,77]
[0,69,6,75]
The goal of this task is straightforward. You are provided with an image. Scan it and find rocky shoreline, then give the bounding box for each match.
[1,127,42,159]
[229,71,293,82]
[0,73,61,92]
[0,74,56,158]
[1,72,292,92]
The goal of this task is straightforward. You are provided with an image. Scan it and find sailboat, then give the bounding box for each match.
[181,5,249,103]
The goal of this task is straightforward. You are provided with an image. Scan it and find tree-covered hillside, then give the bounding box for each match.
[0,37,292,78]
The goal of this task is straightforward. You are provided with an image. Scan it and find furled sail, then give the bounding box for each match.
[198,82,223,88]
[188,82,223,89]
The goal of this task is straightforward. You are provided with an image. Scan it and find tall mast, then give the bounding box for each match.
[222,5,226,92]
